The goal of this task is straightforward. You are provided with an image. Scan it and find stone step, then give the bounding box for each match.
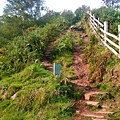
[85,101,100,107]
[76,110,80,114]
[84,91,106,100]
[96,109,114,114]
[81,113,104,118]
[102,105,109,109]
[92,118,107,120]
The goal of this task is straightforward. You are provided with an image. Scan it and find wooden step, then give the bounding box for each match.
[84,91,105,100]
[96,109,114,114]
[92,118,107,120]
[85,101,100,107]
[81,113,104,118]
[102,105,109,109]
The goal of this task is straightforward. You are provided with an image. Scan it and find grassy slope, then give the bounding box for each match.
[2,16,120,119]
[0,27,80,119]
[83,22,120,119]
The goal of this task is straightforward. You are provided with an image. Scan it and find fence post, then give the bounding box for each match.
[118,25,120,57]
[104,21,108,43]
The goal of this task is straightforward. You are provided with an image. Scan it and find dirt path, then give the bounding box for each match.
[43,30,67,72]
[72,33,114,120]
[42,29,114,120]
[72,34,90,87]
[43,41,54,72]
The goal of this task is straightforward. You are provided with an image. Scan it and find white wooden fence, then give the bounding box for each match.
[88,12,120,58]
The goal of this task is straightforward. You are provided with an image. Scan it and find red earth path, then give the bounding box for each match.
[72,33,113,120]
[43,30,114,120]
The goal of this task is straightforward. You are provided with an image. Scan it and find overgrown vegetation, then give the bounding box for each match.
[0,28,76,120]
[0,63,74,119]
[0,7,84,118]
[92,7,120,35]
[83,8,120,117]
[1,0,120,119]
[0,16,69,78]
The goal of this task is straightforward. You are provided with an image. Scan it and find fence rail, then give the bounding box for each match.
[88,12,120,58]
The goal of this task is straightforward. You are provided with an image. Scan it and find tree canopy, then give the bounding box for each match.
[4,0,45,19]
[102,0,120,9]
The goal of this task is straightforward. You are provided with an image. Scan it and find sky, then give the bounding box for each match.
[45,0,103,13]
[0,0,103,16]
[0,0,6,15]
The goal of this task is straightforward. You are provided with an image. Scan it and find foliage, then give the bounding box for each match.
[0,15,24,40]
[92,7,120,35]
[0,2,61,46]
[36,10,60,27]
[74,5,90,23]
[52,33,75,56]
[4,0,45,19]
[0,16,69,78]
[0,61,76,119]
[78,38,83,46]
[0,32,77,119]
[61,10,75,25]
[102,0,120,9]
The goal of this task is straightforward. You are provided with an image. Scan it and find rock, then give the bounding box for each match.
[11,92,18,100]
[76,110,80,114]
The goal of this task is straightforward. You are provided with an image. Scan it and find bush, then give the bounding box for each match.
[0,17,69,77]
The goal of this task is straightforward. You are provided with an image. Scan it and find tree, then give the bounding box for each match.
[102,0,120,9]
[61,10,75,24]
[4,0,45,19]
[92,7,120,35]
[1,15,24,40]
[37,10,60,26]
[74,5,90,23]
[0,0,45,40]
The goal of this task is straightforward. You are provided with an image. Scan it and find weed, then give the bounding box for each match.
[74,90,83,100]
[79,38,83,46]
[60,105,75,116]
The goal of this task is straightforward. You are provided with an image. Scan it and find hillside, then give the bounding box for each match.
[0,7,120,120]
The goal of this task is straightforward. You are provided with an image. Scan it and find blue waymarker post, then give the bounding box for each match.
[54,63,61,75]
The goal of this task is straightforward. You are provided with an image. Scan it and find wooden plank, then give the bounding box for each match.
[91,18,98,27]
[104,21,108,43]
[90,21,97,31]
[90,21,96,33]
[100,28,120,41]
[86,101,100,107]
[100,34,104,38]
[102,41,118,56]
[81,113,104,118]
[94,18,104,27]
[89,13,104,27]
[105,37,119,49]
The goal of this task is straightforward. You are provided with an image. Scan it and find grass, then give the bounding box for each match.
[0,28,79,119]
[53,52,74,78]
[0,62,75,120]
[83,23,120,119]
